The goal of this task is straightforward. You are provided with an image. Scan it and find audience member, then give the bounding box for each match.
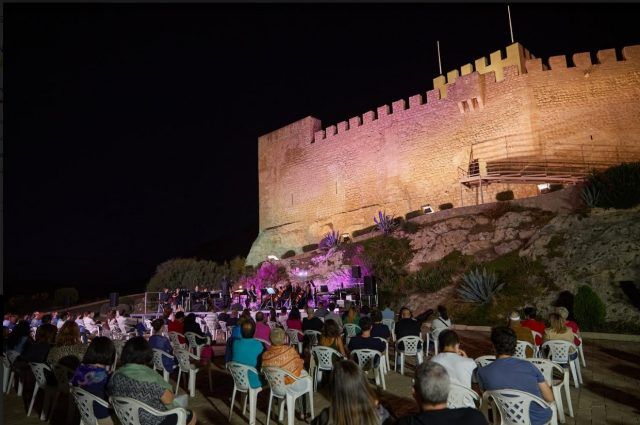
[30,311,43,328]
[217,308,230,323]
[56,312,70,330]
[325,303,343,329]
[381,303,395,321]
[347,316,385,366]
[6,321,32,354]
[41,314,53,325]
[311,359,390,425]
[47,321,87,370]
[231,319,265,389]
[395,307,422,351]
[397,361,486,425]
[277,307,289,329]
[303,307,324,332]
[360,305,371,318]
[227,309,240,327]
[319,319,348,357]
[168,311,186,344]
[71,337,116,425]
[477,326,554,425]
[254,312,272,342]
[83,311,100,336]
[287,307,303,331]
[262,328,310,392]
[521,307,546,346]
[183,313,206,337]
[370,310,391,339]
[267,308,280,328]
[555,307,581,347]
[508,311,536,357]
[149,319,176,372]
[430,330,477,390]
[544,313,578,360]
[344,305,361,326]
[314,301,329,318]
[22,323,57,363]
[431,305,452,335]
[109,337,196,425]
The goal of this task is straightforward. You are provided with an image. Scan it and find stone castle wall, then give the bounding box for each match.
[247,43,640,265]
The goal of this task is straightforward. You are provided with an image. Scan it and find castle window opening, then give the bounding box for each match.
[471,98,480,110]
[421,204,434,214]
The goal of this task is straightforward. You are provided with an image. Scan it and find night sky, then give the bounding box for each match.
[6,3,640,298]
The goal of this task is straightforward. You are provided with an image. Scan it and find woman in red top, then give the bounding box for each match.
[520,307,546,345]
[286,307,303,331]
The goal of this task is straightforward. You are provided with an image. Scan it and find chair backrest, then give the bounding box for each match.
[152,348,174,372]
[113,340,125,358]
[485,389,550,425]
[53,364,74,393]
[2,353,11,368]
[350,349,381,371]
[396,336,422,355]
[344,324,361,337]
[6,350,20,364]
[71,386,110,425]
[542,340,576,363]
[381,319,394,333]
[144,319,153,332]
[447,383,481,409]
[431,327,445,344]
[374,337,389,352]
[168,331,184,347]
[184,332,204,349]
[204,317,218,334]
[525,358,563,386]
[226,362,258,392]
[111,396,187,425]
[515,340,536,359]
[286,328,302,345]
[304,330,322,346]
[218,321,228,332]
[30,362,52,387]
[311,346,342,370]
[474,355,496,368]
[262,366,299,398]
[531,330,543,345]
[174,348,194,370]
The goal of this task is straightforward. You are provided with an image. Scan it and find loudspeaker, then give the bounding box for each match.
[109,292,119,308]
[363,276,377,295]
[351,265,361,279]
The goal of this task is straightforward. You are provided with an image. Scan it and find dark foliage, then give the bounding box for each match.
[496,190,515,202]
[574,285,606,331]
[405,210,423,220]
[302,243,319,253]
[439,203,454,210]
[281,250,296,259]
[585,162,640,209]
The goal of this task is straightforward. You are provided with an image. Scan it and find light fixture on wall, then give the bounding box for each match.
[341,233,351,242]
[267,255,279,261]
[537,183,550,193]
[421,204,434,214]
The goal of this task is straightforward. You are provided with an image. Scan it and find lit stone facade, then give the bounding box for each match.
[247,43,640,265]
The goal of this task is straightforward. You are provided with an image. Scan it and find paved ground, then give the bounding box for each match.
[4,331,640,424]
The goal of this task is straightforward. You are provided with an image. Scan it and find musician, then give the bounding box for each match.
[159,288,171,312]
[172,288,183,309]
[302,282,313,307]
[247,284,258,304]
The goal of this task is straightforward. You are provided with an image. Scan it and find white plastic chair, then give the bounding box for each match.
[286,329,304,353]
[113,340,125,369]
[203,316,219,340]
[111,396,188,425]
[262,366,314,425]
[484,388,557,425]
[2,353,11,393]
[28,362,56,420]
[227,362,263,425]
[5,350,24,396]
[71,386,111,425]
[174,348,200,397]
[374,337,391,374]
[430,328,445,356]
[343,324,361,346]
[395,336,424,375]
[448,383,481,409]
[527,358,574,423]
[381,319,395,341]
[310,346,342,391]
[49,364,75,423]
[184,332,210,357]
[168,331,187,349]
[474,355,496,368]
[531,330,543,347]
[351,349,386,390]
[573,333,586,368]
[515,340,538,359]
[152,348,175,382]
[542,340,583,388]
[303,330,322,347]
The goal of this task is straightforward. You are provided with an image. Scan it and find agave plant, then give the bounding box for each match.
[319,230,341,250]
[457,267,504,304]
[580,183,600,208]
[374,211,397,234]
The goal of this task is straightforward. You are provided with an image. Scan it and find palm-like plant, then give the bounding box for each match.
[374,211,396,234]
[319,230,341,250]
[457,267,504,304]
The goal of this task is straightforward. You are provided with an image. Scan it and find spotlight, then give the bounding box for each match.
[267,255,279,261]
[421,204,434,214]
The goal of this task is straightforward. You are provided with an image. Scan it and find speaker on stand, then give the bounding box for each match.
[109,292,119,308]
[363,276,377,307]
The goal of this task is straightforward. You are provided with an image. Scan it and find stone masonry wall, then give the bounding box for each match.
[247,43,640,265]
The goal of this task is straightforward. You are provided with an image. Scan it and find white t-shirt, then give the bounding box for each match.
[431,352,477,389]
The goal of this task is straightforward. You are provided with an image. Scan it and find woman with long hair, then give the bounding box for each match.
[319,319,347,357]
[287,307,303,331]
[311,359,389,425]
[344,306,360,326]
[544,313,578,360]
[47,321,87,370]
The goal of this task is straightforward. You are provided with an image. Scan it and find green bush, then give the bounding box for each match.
[352,226,376,238]
[439,203,454,210]
[496,190,514,201]
[147,258,223,292]
[281,250,296,259]
[360,235,413,290]
[302,243,319,253]
[586,162,640,209]
[405,210,423,220]
[573,285,606,331]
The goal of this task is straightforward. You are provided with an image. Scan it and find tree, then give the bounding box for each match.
[54,287,80,307]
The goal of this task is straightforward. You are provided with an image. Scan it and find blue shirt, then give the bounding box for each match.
[149,335,176,371]
[232,338,264,388]
[382,308,395,320]
[477,357,552,425]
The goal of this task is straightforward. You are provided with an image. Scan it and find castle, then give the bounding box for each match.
[247,42,640,265]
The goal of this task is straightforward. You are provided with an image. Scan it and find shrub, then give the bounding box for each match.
[580,183,601,208]
[439,202,454,210]
[319,230,340,250]
[360,236,413,290]
[54,287,80,307]
[457,267,504,304]
[573,285,606,331]
[374,211,397,235]
[352,226,376,238]
[585,162,640,209]
[405,210,423,220]
[147,258,223,292]
[281,250,296,259]
[496,190,514,201]
[545,234,566,258]
[401,220,420,234]
[302,243,319,253]
[407,268,449,293]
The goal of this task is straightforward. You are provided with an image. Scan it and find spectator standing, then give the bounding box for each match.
[396,361,486,425]
[521,307,546,346]
[477,326,554,425]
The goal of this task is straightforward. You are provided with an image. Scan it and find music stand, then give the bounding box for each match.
[261,288,276,310]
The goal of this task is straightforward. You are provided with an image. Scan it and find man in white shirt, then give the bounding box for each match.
[431,329,477,395]
[324,302,343,329]
[83,311,100,335]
